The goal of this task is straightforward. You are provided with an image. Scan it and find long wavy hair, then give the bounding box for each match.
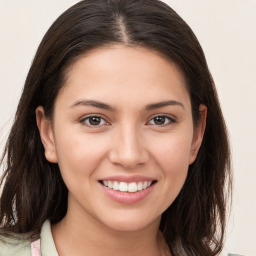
[0,0,231,255]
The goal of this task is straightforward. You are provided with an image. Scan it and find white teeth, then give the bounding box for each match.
[113,181,119,190]
[137,182,143,191]
[107,181,113,189]
[128,182,137,192]
[119,182,128,192]
[102,180,154,193]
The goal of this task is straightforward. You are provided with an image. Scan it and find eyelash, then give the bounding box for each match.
[147,115,176,126]
[80,114,176,127]
[80,115,109,127]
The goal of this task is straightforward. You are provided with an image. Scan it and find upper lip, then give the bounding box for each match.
[99,175,156,183]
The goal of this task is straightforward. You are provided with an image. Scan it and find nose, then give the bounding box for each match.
[108,124,149,169]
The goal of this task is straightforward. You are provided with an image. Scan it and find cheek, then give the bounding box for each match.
[152,132,193,168]
[54,129,109,184]
[150,133,193,198]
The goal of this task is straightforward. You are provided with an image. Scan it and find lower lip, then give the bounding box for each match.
[100,182,155,204]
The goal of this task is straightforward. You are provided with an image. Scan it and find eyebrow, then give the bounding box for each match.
[70,99,184,111]
[70,100,114,110]
[145,100,185,110]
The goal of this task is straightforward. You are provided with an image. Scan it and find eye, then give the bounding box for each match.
[148,115,174,126]
[81,115,108,127]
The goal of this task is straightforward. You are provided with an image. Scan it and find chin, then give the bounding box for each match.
[100,212,161,232]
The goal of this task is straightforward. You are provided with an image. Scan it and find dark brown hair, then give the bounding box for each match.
[0,0,231,255]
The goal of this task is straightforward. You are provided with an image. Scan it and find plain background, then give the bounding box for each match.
[0,1,255,255]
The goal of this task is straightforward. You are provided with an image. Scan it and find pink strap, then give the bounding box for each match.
[31,238,41,256]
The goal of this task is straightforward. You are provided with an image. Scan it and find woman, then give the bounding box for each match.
[0,0,232,255]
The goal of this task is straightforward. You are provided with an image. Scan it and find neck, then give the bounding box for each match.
[51,203,168,256]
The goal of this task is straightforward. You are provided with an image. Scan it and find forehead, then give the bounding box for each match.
[57,45,190,109]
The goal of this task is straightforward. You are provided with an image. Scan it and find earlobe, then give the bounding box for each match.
[189,104,207,164]
[36,106,58,163]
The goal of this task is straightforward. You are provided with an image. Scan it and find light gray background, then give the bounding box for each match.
[0,1,255,255]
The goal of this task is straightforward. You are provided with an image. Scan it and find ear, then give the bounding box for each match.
[189,104,207,164]
[36,106,58,163]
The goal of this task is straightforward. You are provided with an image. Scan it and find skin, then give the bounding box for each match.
[36,45,206,256]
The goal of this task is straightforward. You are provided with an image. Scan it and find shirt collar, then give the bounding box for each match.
[40,220,59,256]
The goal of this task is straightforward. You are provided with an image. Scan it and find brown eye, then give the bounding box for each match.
[148,115,174,126]
[82,116,107,126]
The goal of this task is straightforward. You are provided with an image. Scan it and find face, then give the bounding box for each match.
[37,45,206,232]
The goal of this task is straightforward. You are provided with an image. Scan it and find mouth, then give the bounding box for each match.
[99,180,157,193]
[98,176,157,204]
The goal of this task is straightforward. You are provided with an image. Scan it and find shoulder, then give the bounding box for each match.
[0,233,31,256]
[219,250,247,256]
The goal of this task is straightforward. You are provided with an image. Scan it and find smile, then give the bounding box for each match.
[99,175,157,204]
[102,181,153,193]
